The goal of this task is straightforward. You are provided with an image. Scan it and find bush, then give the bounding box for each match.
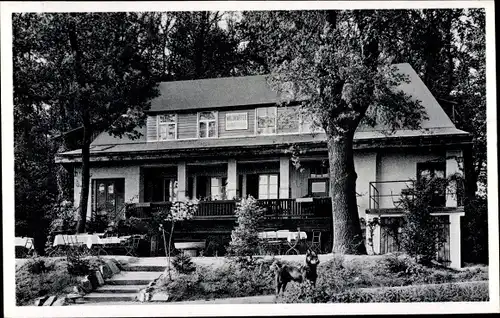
[204,235,230,257]
[16,258,77,305]
[227,196,265,260]
[173,252,196,274]
[327,281,489,303]
[399,177,451,265]
[157,258,276,301]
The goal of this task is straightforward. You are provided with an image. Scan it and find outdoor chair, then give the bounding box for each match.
[124,235,141,256]
[308,230,322,253]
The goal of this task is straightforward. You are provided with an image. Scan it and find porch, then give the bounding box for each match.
[125,197,333,233]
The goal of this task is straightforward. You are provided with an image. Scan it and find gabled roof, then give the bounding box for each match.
[56,63,470,161]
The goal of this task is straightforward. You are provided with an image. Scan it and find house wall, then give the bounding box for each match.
[218,110,256,137]
[377,150,443,209]
[147,105,305,142]
[73,165,141,219]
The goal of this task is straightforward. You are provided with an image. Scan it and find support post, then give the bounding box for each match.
[446,150,463,207]
[279,157,290,199]
[449,213,463,269]
[177,162,187,200]
[227,159,237,200]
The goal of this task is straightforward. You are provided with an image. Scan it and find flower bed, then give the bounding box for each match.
[154,254,488,303]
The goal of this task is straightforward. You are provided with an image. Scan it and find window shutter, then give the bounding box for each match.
[146,115,158,141]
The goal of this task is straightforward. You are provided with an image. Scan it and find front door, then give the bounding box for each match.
[93,178,125,217]
[246,174,259,199]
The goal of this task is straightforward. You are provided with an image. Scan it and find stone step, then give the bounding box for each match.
[106,271,163,285]
[124,265,166,272]
[83,293,138,302]
[93,285,145,294]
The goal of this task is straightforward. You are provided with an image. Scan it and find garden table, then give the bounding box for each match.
[285,231,307,255]
[15,237,34,250]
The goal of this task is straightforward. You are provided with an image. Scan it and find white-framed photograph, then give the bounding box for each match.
[2,1,498,317]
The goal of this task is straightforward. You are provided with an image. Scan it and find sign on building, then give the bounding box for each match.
[225,112,248,130]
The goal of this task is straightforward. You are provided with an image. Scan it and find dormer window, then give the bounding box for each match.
[158,114,177,140]
[198,111,218,138]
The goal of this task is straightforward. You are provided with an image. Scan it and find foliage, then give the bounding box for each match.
[278,254,488,303]
[204,235,231,257]
[398,177,450,265]
[227,196,266,260]
[160,199,199,279]
[360,217,380,254]
[462,196,488,264]
[172,252,197,274]
[239,10,430,254]
[331,281,488,303]
[157,258,276,301]
[16,258,75,305]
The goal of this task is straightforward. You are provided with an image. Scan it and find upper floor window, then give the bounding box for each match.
[198,111,218,138]
[158,114,177,140]
[256,107,277,135]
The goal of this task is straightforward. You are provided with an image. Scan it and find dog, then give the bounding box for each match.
[270,249,320,295]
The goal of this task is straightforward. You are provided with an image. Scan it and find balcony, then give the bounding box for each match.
[367,180,463,214]
[126,197,332,220]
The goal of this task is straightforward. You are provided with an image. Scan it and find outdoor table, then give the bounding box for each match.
[15,237,34,250]
[285,231,307,255]
[53,234,97,247]
[258,230,307,255]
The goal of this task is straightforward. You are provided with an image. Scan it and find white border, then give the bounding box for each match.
[2,1,498,317]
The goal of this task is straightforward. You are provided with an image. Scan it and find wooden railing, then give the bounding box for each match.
[126,197,332,219]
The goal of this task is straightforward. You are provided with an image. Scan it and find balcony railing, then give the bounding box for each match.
[368,179,462,212]
[126,197,332,220]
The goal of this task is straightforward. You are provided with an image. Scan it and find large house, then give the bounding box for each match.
[56,63,471,268]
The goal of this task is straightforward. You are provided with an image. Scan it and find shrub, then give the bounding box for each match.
[157,258,276,301]
[67,255,90,276]
[204,235,230,257]
[227,196,265,260]
[398,177,451,265]
[16,258,78,305]
[173,252,196,274]
[327,281,489,303]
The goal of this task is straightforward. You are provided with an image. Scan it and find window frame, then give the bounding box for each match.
[157,114,178,141]
[255,106,278,135]
[197,111,219,139]
[91,178,125,217]
[258,174,279,199]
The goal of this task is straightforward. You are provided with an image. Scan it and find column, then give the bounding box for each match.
[226,159,238,200]
[449,213,463,269]
[446,149,463,207]
[279,157,290,199]
[177,162,187,200]
[242,174,247,198]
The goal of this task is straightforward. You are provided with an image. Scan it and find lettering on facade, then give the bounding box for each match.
[225,112,248,130]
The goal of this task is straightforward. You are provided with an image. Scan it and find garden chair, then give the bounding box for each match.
[124,235,141,256]
[308,230,322,253]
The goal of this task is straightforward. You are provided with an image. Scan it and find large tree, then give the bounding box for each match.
[13,13,161,233]
[239,10,427,254]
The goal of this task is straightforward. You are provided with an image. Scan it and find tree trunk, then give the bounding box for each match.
[76,126,91,233]
[327,133,367,254]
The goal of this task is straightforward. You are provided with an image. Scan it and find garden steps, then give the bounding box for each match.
[75,263,164,305]
[123,265,166,272]
[92,285,145,293]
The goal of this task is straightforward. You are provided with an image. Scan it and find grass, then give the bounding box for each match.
[155,253,488,303]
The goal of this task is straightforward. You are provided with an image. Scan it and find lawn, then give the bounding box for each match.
[154,253,489,303]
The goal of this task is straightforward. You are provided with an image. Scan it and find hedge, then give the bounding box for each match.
[328,281,489,303]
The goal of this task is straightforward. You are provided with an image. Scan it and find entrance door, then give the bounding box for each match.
[246,174,259,199]
[93,179,125,217]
